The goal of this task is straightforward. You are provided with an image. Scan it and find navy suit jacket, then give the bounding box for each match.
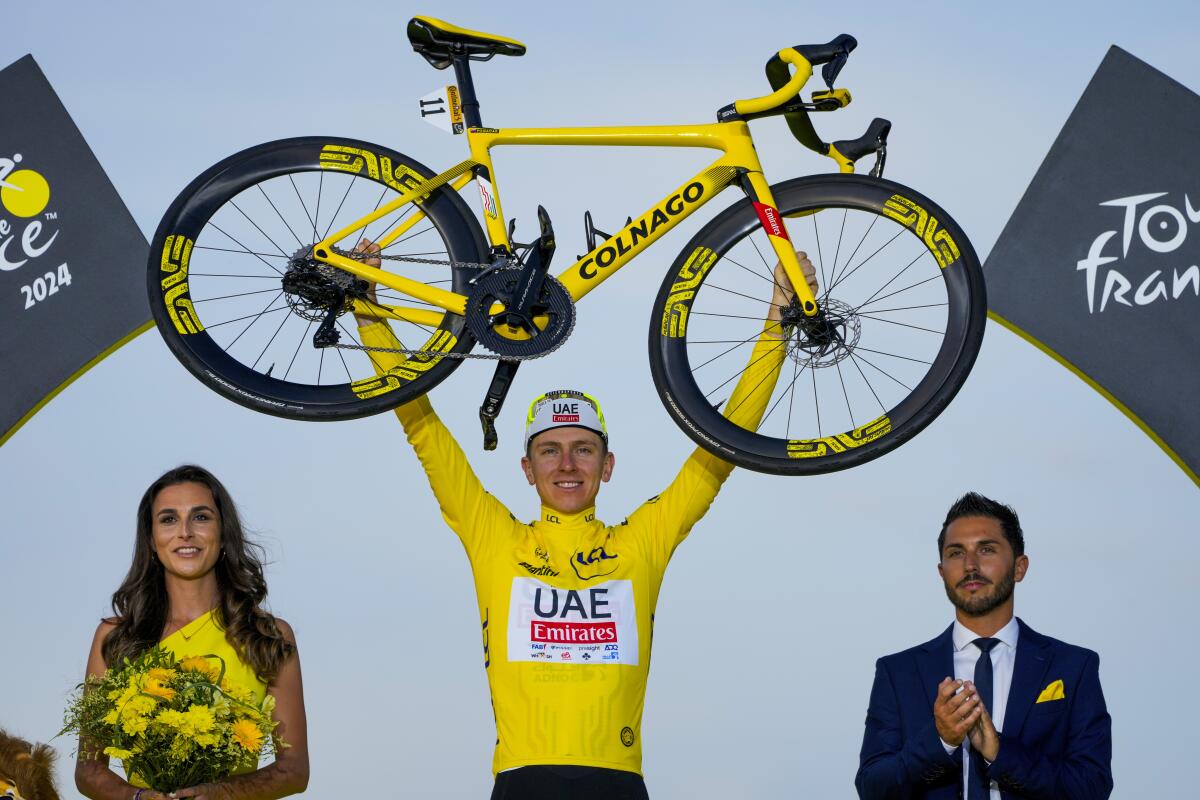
[855,618,1112,799]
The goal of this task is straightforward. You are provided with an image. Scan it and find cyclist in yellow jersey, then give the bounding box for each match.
[354,240,814,799]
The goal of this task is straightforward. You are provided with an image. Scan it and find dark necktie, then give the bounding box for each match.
[969,637,1000,800]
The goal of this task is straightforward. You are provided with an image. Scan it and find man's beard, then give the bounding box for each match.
[944,566,1016,616]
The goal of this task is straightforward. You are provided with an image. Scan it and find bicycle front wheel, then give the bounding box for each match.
[148,137,487,420]
[649,174,985,475]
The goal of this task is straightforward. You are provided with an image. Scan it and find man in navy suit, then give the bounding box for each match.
[855,493,1112,799]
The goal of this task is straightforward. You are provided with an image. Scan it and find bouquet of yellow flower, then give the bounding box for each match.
[61,647,284,792]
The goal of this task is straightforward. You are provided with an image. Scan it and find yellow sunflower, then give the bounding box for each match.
[230,719,264,753]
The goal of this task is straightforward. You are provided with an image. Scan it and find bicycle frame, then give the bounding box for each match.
[308,120,822,328]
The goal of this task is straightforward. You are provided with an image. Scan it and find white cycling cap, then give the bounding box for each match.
[524,389,608,449]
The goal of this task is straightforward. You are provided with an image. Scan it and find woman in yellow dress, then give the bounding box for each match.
[75,466,309,800]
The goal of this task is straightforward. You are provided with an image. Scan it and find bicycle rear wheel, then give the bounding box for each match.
[649,174,985,475]
[148,137,487,420]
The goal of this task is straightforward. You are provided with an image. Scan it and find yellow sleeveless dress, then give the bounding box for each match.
[126,609,269,788]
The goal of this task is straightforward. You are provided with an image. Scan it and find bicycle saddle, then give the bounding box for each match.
[407,16,527,69]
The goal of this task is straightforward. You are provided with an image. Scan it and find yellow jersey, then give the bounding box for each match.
[360,320,785,775]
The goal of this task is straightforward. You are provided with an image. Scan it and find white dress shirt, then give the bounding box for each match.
[940,617,1019,800]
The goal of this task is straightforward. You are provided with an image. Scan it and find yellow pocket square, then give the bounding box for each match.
[1036,679,1066,703]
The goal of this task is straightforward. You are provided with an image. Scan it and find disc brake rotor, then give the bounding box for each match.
[787,298,862,369]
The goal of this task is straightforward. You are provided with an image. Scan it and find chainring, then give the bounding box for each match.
[465,271,575,359]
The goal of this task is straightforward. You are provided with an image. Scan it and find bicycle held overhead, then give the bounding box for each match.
[147,15,985,475]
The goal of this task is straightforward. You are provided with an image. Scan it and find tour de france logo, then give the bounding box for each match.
[0,153,51,218]
[2,151,68,312]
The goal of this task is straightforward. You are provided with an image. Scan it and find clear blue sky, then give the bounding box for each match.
[3,1,1197,797]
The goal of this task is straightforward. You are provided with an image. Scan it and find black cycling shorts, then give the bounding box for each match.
[490,765,649,800]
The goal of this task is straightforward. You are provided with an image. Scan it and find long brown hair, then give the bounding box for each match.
[101,465,294,682]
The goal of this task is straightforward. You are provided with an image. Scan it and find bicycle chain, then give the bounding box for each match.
[325,248,575,361]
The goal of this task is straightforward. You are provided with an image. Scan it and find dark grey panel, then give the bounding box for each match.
[0,55,150,444]
[985,46,1200,482]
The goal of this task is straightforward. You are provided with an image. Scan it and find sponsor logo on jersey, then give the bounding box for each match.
[518,561,560,577]
[532,620,617,643]
[507,578,639,666]
[571,545,619,580]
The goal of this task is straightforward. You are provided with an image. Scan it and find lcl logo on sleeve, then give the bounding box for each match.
[507,578,639,665]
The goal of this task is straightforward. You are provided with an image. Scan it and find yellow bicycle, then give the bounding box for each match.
[148,16,985,474]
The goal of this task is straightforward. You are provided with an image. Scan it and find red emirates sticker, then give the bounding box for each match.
[753,202,789,240]
[531,620,618,643]
[552,414,580,422]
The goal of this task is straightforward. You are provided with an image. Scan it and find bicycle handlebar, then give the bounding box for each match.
[735,48,813,116]
[734,35,859,117]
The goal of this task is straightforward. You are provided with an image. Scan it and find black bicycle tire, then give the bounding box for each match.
[147,136,488,420]
[649,173,986,475]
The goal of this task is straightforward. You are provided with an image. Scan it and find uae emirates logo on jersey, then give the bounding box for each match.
[507,578,638,665]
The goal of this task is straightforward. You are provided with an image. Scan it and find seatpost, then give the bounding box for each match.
[452,54,483,128]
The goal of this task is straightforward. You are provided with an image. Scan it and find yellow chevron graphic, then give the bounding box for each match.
[786,414,891,458]
[881,195,961,269]
[661,247,718,338]
[351,329,456,398]
[160,235,203,334]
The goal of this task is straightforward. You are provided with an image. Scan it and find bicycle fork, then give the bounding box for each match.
[736,169,820,317]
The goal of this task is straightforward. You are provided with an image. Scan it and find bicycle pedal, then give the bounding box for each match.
[478,359,521,451]
[480,412,499,451]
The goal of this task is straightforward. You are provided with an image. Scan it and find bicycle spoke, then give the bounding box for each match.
[723,339,790,417]
[189,272,283,279]
[690,329,762,372]
[829,209,847,291]
[192,287,281,304]
[284,318,315,381]
[206,221,285,276]
[847,351,888,415]
[825,213,878,299]
[335,318,391,376]
[703,339,786,401]
[194,245,290,259]
[759,356,808,430]
[322,174,357,240]
[856,313,945,335]
[230,198,290,258]
[811,367,822,438]
[853,345,932,366]
[335,345,353,382]
[812,212,828,297]
[251,303,294,370]
[851,350,914,391]
[785,355,800,437]
[221,293,287,349]
[257,183,306,250]
[834,359,855,430]
[355,184,390,246]
[863,302,948,314]
[201,303,291,331]
[854,272,942,312]
[288,174,318,242]
[718,252,779,288]
[851,249,931,311]
[313,170,324,240]
[690,311,776,322]
[704,282,785,309]
[825,225,904,298]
